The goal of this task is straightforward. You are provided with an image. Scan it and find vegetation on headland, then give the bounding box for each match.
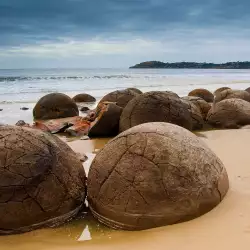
[129,61,250,69]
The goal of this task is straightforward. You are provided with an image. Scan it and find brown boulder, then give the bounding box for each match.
[72,93,96,103]
[88,122,229,230]
[99,88,139,108]
[207,98,250,128]
[119,91,192,132]
[33,93,79,120]
[88,102,123,137]
[127,88,143,94]
[188,88,214,102]
[182,96,211,120]
[245,87,250,94]
[214,89,250,104]
[181,99,204,130]
[214,87,231,96]
[0,125,86,235]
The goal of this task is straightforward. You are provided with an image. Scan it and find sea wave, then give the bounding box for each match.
[0,75,140,82]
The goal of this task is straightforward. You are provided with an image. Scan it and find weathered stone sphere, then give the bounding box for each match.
[88,103,123,137]
[214,89,250,103]
[207,98,250,128]
[99,88,139,108]
[33,93,79,120]
[181,99,204,130]
[72,93,96,103]
[188,89,214,103]
[127,88,143,94]
[0,125,86,234]
[119,91,192,132]
[182,96,211,120]
[88,122,229,230]
[214,87,231,96]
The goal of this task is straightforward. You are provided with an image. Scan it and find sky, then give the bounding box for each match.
[0,0,250,68]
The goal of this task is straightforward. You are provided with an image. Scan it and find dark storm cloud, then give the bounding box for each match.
[1,0,250,46]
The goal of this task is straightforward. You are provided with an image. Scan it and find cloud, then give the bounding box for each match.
[0,0,250,68]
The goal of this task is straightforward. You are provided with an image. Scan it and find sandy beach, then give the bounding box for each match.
[1,129,250,250]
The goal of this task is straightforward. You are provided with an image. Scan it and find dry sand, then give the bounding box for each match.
[1,129,250,250]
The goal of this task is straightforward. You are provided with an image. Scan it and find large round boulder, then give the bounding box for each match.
[88,122,229,230]
[207,98,250,128]
[119,91,192,132]
[188,88,214,103]
[214,87,231,96]
[99,88,139,108]
[214,89,250,104]
[182,96,211,120]
[0,125,86,234]
[245,87,250,94]
[72,93,96,103]
[33,93,79,120]
[88,102,123,137]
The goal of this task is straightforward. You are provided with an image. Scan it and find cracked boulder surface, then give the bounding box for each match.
[72,93,96,103]
[99,88,140,108]
[119,91,192,132]
[0,125,86,235]
[214,87,231,96]
[214,89,250,104]
[88,103,123,137]
[188,88,214,103]
[181,99,204,130]
[87,122,229,230]
[33,93,79,120]
[182,96,211,120]
[207,98,250,129]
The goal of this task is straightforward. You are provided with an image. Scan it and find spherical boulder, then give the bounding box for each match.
[207,98,250,128]
[72,93,96,103]
[188,88,214,103]
[214,89,250,104]
[88,122,229,230]
[99,88,139,108]
[0,125,86,234]
[127,88,143,94]
[181,99,204,130]
[33,93,79,120]
[182,96,211,120]
[245,87,250,94]
[119,91,192,132]
[88,102,123,137]
[214,87,231,96]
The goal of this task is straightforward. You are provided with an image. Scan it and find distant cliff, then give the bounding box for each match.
[129,61,250,69]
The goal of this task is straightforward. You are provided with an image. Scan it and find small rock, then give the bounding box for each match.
[0,109,3,111]
[80,107,90,112]
[76,153,88,162]
[15,120,27,126]
[80,135,90,140]
[20,107,29,110]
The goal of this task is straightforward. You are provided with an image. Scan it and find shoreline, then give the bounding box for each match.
[1,129,250,250]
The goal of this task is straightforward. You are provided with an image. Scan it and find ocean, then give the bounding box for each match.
[1,68,250,125]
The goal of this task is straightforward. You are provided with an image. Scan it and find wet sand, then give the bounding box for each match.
[1,129,250,250]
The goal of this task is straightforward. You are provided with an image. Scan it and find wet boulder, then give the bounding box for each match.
[214,89,250,104]
[72,93,96,103]
[188,88,214,103]
[207,98,250,128]
[88,102,123,137]
[0,125,86,234]
[99,88,139,108]
[119,91,192,132]
[88,122,229,230]
[182,96,211,120]
[33,93,79,120]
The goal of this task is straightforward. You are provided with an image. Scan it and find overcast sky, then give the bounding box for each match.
[1,0,250,68]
